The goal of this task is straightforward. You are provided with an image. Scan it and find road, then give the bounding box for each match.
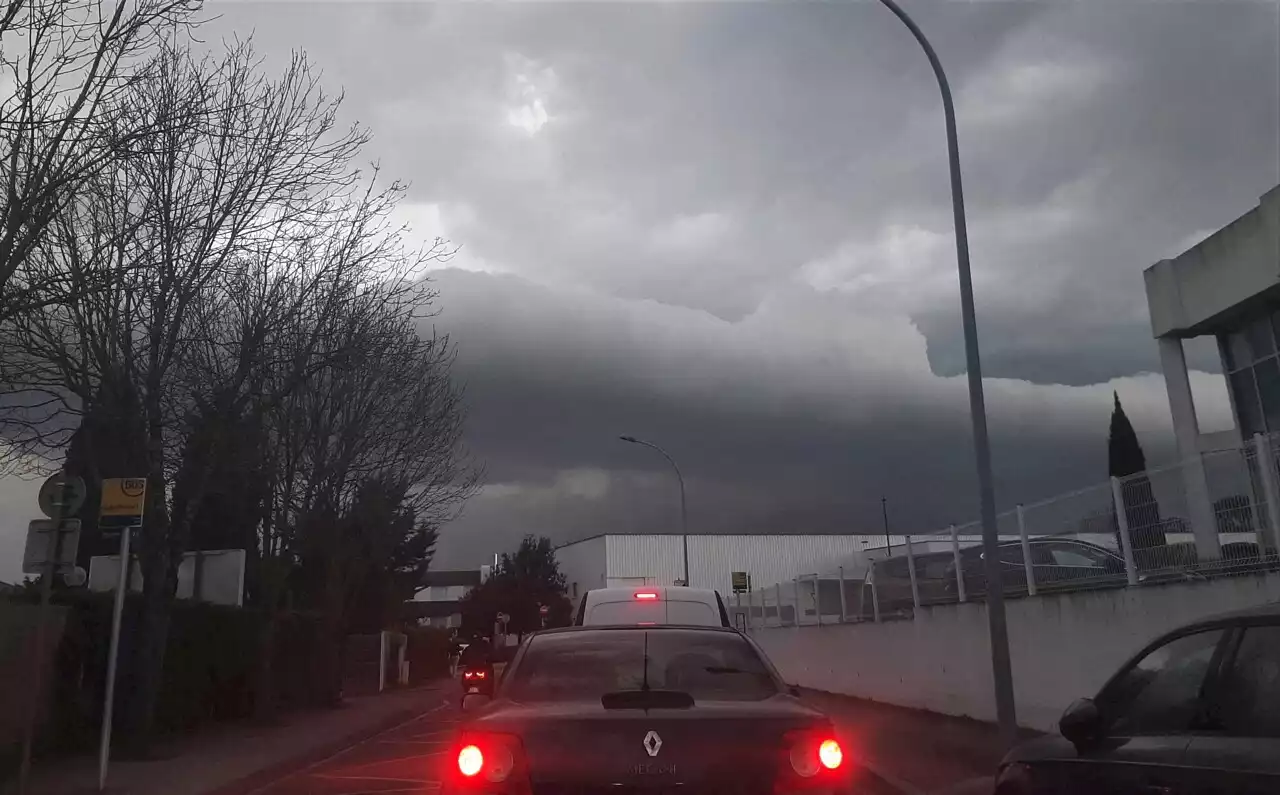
[244,686,914,795]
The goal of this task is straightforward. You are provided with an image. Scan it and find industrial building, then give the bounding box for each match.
[554,533,882,605]
[405,565,493,628]
[1144,183,1280,558]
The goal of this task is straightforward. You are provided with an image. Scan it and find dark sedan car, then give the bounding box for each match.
[444,625,864,795]
[995,602,1280,795]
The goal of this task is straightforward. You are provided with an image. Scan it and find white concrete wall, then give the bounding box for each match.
[752,573,1280,733]
[1145,184,1280,337]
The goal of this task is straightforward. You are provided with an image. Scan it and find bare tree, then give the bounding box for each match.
[0,0,199,319]
[0,37,411,744]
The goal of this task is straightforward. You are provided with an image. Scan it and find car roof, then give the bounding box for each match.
[1180,599,1280,629]
[534,624,741,637]
[584,586,720,596]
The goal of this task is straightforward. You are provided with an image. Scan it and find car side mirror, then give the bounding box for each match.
[1059,698,1101,749]
[461,694,492,713]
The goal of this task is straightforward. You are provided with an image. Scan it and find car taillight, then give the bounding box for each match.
[452,732,528,791]
[777,730,846,792]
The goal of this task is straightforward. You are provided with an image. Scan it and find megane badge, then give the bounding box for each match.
[643,730,663,757]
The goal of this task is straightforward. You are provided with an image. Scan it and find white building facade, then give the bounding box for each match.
[1144,183,1280,558]
[554,533,879,605]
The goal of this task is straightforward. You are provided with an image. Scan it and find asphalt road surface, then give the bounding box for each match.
[245,690,911,795]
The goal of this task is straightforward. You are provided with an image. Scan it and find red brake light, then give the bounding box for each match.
[458,745,483,777]
[635,591,658,600]
[818,739,843,770]
[779,730,846,791]
[453,732,526,789]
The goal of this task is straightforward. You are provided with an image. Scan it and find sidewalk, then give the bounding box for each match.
[8,682,452,795]
[800,689,1041,795]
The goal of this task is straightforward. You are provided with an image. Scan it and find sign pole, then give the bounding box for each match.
[17,481,68,795]
[98,524,132,792]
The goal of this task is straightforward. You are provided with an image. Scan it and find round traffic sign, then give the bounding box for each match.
[38,473,87,519]
[538,604,549,616]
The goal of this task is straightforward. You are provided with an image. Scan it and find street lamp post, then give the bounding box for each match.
[876,0,1017,744]
[619,435,689,587]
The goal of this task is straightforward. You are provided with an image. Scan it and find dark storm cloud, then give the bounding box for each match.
[425,268,1227,565]
[3,2,1271,579]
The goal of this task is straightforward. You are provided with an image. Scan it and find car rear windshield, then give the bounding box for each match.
[586,599,719,625]
[504,630,780,703]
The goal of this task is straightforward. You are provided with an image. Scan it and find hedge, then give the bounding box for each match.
[31,592,331,754]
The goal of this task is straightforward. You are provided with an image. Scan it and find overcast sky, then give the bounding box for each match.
[2,0,1277,582]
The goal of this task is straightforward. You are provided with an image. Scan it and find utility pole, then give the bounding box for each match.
[876,0,1017,745]
[882,496,891,554]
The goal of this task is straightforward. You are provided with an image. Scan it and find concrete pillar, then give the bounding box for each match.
[1159,336,1222,559]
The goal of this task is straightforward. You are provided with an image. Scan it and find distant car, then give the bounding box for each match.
[995,602,1280,794]
[446,626,865,794]
[945,538,1129,599]
[573,586,732,627]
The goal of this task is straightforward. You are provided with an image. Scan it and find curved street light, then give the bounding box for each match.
[619,435,690,587]
[876,0,1016,742]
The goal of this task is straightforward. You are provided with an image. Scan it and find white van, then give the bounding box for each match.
[573,586,732,627]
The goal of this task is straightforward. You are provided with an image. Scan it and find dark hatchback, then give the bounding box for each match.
[444,625,863,795]
[995,602,1280,795]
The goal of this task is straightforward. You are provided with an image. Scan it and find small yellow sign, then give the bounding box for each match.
[731,571,749,592]
[100,477,147,518]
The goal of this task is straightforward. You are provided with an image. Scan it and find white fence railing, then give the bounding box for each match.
[744,432,1280,629]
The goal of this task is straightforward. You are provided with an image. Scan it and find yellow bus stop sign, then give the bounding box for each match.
[100,478,147,527]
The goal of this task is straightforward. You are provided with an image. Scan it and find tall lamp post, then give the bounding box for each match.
[619,435,689,587]
[876,0,1016,743]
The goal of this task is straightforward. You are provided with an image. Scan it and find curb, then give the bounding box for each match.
[203,686,451,795]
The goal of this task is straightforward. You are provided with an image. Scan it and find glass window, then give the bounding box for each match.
[504,629,779,702]
[666,600,718,624]
[1255,358,1280,434]
[1231,368,1265,436]
[1103,629,1224,736]
[1246,316,1276,362]
[1226,329,1254,371]
[1213,626,1280,737]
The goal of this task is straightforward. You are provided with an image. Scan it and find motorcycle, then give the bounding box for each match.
[459,661,495,703]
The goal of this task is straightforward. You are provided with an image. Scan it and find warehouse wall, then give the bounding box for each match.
[555,535,607,603]
[602,535,875,596]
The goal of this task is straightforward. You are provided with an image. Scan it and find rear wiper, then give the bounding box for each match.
[601,690,695,710]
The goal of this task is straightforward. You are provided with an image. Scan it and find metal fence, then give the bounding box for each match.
[744,432,1280,629]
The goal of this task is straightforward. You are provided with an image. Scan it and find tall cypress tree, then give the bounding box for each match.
[1108,392,1165,551]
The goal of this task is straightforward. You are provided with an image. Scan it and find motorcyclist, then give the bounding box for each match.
[458,638,494,703]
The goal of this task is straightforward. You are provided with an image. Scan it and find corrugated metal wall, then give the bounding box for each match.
[555,535,607,602]
[601,535,875,596]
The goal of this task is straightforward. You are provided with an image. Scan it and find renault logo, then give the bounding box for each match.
[643,730,663,757]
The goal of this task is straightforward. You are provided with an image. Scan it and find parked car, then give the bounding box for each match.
[572,586,732,627]
[994,602,1280,794]
[944,538,1129,599]
[865,550,957,616]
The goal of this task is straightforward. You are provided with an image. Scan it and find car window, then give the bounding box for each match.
[504,630,779,703]
[587,600,666,624]
[1046,543,1112,568]
[1103,629,1224,736]
[1213,626,1280,737]
[997,545,1023,565]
